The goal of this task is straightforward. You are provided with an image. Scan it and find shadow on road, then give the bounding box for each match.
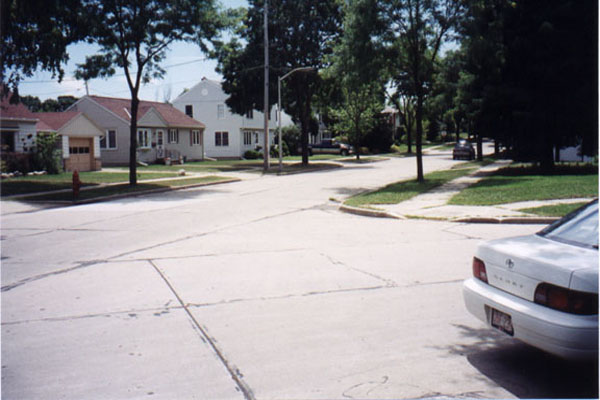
[445,324,598,399]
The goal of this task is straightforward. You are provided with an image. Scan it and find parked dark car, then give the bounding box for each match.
[453,139,475,160]
[307,139,354,156]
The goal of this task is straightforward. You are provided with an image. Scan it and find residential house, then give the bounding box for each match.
[1,94,38,154]
[36,112,104,172]
[173,78,291,159]
[68,95,206,165]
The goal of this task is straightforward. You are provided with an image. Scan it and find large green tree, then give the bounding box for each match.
[0,0,85,100]
[214,0,342,166]
[327,0,386,160]
[75,0,221,185]
[381,0,464,181]
[460,0,598,167]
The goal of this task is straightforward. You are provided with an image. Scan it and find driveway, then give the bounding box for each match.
[2,149,597,399]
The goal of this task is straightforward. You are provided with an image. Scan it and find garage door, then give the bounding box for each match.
[68,138,93,172]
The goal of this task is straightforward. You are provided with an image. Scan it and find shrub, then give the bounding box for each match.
[282,125,301,155]
[244,150,263,159]
[390,144,403,153]
[2,152,33,173]
[270,141,290,158]
[33,132,62,174]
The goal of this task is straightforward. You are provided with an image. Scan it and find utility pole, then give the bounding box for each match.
[263,0,270,171]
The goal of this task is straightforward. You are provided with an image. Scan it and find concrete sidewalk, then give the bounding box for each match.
[341,160,594,224]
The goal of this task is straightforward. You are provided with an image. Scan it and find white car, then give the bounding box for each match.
[463,200,598,359]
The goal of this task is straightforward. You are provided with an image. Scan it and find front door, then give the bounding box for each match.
[156,130,164,158]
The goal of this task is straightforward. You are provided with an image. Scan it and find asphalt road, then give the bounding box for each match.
[1,149,597,399]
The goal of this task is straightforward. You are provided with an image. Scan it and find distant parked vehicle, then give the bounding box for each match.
[307,139,354,156]
[453,139,475,160]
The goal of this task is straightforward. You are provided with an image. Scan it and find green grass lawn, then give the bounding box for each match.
[449,164,598,206]
[1,171,179,196]
[345,164,478,207]
[519,202,589,217]
[21,176,233,202]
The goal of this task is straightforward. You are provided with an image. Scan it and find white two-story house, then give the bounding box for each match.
[173,78,292,159]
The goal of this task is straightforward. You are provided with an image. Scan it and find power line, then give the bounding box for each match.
[18,58,208,84]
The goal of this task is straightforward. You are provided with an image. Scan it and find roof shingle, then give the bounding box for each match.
[35,111,82,131]
[88,95,205,128]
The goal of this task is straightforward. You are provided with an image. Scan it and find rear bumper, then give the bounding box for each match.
[463,278,598,360]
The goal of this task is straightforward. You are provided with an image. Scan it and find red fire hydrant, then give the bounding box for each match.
[72,170,81,199]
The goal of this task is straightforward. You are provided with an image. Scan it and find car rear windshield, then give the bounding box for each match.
[538,200,598,249]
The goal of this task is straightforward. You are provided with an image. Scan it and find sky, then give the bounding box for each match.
[17,0,249,102]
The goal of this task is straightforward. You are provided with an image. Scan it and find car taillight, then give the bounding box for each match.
[534,283,599,315]
[472,257,488,283]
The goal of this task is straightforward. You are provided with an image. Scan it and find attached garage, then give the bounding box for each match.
[68,137,94,172]
[36,112,103,172]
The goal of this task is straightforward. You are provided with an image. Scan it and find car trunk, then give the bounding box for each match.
[476,234,597,301]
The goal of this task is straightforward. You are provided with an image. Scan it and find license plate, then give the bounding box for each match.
[491,308,514,336]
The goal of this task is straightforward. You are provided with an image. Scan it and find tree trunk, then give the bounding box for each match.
[300,97,310,166]
[415,94,424,182]
[476,133,483,161]
[129,97,138,186]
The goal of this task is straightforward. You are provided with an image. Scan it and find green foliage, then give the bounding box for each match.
[20,95,78,112]
[362,115,394,153]
[459,0,598,167]
[214,0,343,165]
[270,142,290,158]
[0,0,86,95]
[244,150,263,160]
[33,132,62,174]
[331,84,382,157]
[281,125,302,155]
[2,153,33,173]
[74,0,223,185]
[382,0,465,180]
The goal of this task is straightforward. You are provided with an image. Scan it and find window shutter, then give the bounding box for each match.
[190,129,193,146]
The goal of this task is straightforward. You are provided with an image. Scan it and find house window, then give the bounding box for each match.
[168,128,179,143]
[246,110,254,119]
[191,130,201,146]
[100,129,117,149]
[243,131,252,145]
[217,104,225,119]
[137,129,150,148]
[215,131,229,147]
[185,105,193,117]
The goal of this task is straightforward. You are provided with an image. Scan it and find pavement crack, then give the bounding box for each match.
[321,252,398,287]
[148,260,255,400]
[186,285,391,309]
[1,306,183,326]
[1,260,106,292]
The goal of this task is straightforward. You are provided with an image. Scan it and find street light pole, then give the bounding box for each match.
[263,0,270,171]
[277,66,315,173]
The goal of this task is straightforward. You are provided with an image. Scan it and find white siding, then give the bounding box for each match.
[93,136,101,158]
[69,97,130,165]
[173,79,290,158]
[62,135,69,158]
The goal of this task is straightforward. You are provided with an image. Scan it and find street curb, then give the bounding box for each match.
[339,204,559,224]
[338,204,405,219]
[15,177,241,206]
